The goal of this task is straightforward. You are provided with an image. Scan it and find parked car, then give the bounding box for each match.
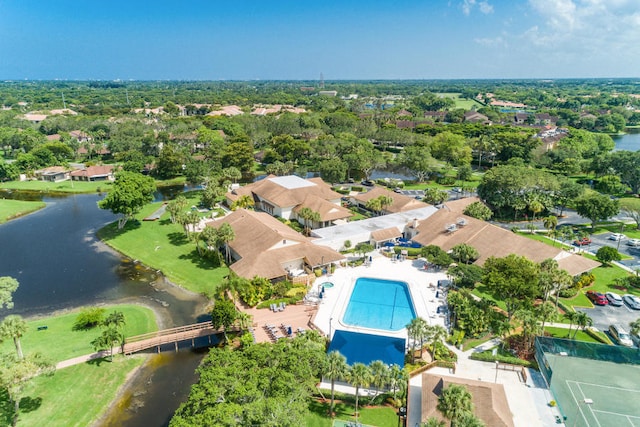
[627,238,640,247]
[586,290,609,306]
[623,294,640,310]
[574,237,592,246]
[605,292,624,307]
[609,233,627,241]
[609,324,634,347]
[361,179,375,186]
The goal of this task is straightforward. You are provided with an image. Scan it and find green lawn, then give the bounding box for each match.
[97,197,228,297]
[0,180,112,194]
[544,326,600,343]
[0,304,157,363]
[0,199,45,223]
[435,93,485,110]
[306,399,398,427]
[0,355,146,427]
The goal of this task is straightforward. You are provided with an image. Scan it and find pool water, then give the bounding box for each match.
[342,277,416,331]
[320,282,334,288]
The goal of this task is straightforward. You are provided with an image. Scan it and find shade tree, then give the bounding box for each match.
[482,254,540,319]
[98,171,156,229]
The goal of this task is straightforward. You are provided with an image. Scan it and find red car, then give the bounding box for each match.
[586,290,608,306]
[574,238,591,246]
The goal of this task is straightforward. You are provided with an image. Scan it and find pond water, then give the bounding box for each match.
[0,193,210,426]
[612,128,640,151]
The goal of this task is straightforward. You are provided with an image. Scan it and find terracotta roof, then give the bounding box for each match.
[371,227,402,242]
[70,165,114,178]
[37,166,68,175]
[292,194,353,222]
[205,209,343,280]
[351,186,430,214]
[411,208,599,276]
[46,134,61,141]
[228,175,342,209]
[421,374,514,427]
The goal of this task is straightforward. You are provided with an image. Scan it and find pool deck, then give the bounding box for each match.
[313,251,449,343]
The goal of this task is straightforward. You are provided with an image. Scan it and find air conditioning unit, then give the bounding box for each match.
[445,224,458,233]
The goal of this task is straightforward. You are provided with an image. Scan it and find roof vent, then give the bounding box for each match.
[456,217,467,227]
[445,224,458,233]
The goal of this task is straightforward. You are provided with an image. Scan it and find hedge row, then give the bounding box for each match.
[585,327,613,345]
[469,351,538,369]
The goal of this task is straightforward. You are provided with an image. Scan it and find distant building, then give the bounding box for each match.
[463,111,489,123]
[70,165,115,182]
[318,90,338,97]
[35,166,69,182]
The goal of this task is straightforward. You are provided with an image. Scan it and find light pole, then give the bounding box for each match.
[616,223,625,251]
[572,398,593,427]
[494,360,499,383]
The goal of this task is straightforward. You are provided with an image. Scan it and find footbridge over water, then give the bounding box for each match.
[123,321,240,355]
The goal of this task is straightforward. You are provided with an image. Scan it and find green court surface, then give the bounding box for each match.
[546,354,640,427]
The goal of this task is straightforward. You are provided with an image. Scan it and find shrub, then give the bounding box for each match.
[585,326,613,344]
[393,247,422,257]
[73,307,106,330]
[314,268,322,277]
[469,350,537,368]
[559,287,579,298]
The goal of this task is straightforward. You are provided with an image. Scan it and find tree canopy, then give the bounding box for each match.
[98,171,156,229]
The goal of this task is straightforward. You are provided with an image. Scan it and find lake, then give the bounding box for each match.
[612,128,640,151]
[0,193,210,426]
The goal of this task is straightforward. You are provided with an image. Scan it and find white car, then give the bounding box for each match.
[605,292,624,307]
[609,233,627,241]
[627,238,640,247]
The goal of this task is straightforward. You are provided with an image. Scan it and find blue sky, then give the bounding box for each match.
[1,0,638,80]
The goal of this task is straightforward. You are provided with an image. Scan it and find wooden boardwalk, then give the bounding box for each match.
[123,321,238,355]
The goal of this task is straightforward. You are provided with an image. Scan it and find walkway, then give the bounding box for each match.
[143,203,167,221]
[406,339,566,427]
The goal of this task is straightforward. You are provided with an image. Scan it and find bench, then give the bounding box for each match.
[496,362,527,382]
[37,325,48,331]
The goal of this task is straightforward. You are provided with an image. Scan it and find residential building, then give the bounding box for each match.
[226,175,352,229]
[350,186,429,215]
[34,166,69,182]
[205,209,344,281]
[70,165,115,182]
[463,111,490,123]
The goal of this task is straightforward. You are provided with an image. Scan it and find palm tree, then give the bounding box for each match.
[407,317,427,362]
[365,198,382,216]
[515,309,541,352]
[564,311,578,337]
[437,384,474,427]
[536,301,558,331]
[215,222,235,264]
[572,312,593,339]
[368,360,389,403]
[235,311,252,331]
[552,270,573,309]
[378,195,394,214]
[0,315,27,359]
[297,207,321,236]
[387,364,408,403]
[103,311,125,329]
[230,194,254,211]
[491,319,513,351]
[347,362,372,421]
[324,351,348,417]
[529,199,544,221]
[543,215,558,239]
[455,412,485,427]
[423,418,447,427]
[200,226,220,261]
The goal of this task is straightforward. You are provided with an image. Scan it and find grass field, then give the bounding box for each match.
[0,180,112,194]
[436,93,485,110]
[0,199,45,223]
[98,196,228,297]
[306,399,398,427]
[0,304,157,363]
[544,326,599,343]
[0,356,146,427]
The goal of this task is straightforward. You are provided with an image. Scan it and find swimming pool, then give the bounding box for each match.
[342,277,416,331]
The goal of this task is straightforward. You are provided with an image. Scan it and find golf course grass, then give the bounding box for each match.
[0,179,112,194]
[0,199,46,223]
[97,196,228,297]
[0,304,157,363]
[306,398,398,427]
[0,356,146,427]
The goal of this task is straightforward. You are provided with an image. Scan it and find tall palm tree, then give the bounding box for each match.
[103,311,126,329]
[437,384,474,427]
[536,301,558,331]
[324,351,348,416]
[368,360,389,403]
[347,362,372,422]
[572,312,593,339]
[491,319,513,351]
[215,223,235,264]
[0,315,27,359]
[543,215,558,239]
[387,364,408,403]
[552,270,573,309]
[235,311,252,331]
[378,195,394,214]
[407,317,428,362]
[514,309,541,352]
[297,207,321,236]
[564,311,578,337]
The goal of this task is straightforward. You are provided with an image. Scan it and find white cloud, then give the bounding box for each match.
[474,36,506,47]
[478,1,494,14]
[461,0,493,16]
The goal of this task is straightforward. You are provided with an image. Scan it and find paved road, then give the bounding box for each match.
[575,303,640,338]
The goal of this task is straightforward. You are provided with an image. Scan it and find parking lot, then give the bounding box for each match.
[576,302,640,342]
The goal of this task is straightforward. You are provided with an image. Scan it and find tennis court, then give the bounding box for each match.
[543,352,640,427]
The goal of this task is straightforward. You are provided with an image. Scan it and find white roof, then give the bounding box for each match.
[310,206,438,250]
[270,175,317,190]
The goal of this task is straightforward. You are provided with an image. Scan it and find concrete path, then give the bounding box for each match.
[55,348,123,369]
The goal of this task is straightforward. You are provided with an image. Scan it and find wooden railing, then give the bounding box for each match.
[123,322,239,355]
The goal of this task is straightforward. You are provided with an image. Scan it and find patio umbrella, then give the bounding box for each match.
[383,241,395,247]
